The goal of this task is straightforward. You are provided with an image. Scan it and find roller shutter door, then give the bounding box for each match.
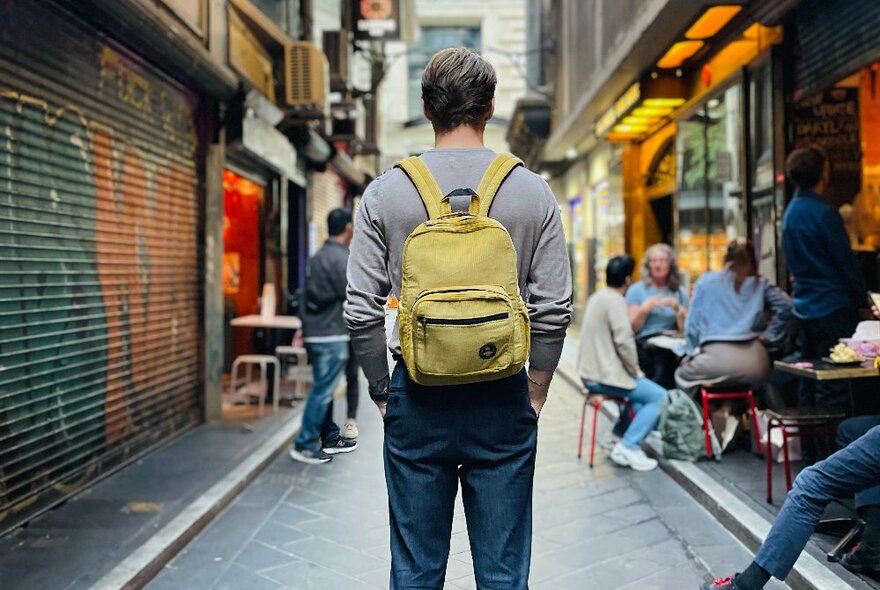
[0,1,202,532]
[792,0,880,99]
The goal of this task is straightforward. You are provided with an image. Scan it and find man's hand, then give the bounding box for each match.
[858,307,880,321]
[527,369,552,418]
[369,375,390,418]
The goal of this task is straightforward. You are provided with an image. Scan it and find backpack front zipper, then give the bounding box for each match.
[418,312,509,327]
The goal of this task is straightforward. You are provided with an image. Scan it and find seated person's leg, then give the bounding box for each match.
[837,415,880,573]
[619,377,667,448]
[582,379,662,471]
[703,426,880,589]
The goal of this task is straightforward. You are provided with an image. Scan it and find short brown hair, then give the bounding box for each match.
[785,147,826,190]
[421,48,496,134]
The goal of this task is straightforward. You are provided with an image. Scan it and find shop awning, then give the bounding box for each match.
[543,0,724,161]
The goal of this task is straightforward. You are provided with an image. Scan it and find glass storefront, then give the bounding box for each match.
[676,84,745,287]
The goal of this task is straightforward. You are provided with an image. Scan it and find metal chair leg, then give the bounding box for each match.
[701,388,713,458]
[748,393,763,455]
[782,426,793,492]
[577,398,588,459]
[589,402,600,468]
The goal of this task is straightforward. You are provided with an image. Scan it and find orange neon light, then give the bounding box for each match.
[657,40,704,69]
[685,6,742,40]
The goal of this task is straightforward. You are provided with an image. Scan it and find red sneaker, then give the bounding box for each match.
[701,575,739,590]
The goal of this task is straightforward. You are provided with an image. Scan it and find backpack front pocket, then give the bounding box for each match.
[410,287,516,378]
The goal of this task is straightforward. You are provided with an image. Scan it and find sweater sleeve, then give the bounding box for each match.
[609,296,639,378]
[762,280,793,346]
[344,181,392,387]
[526,178,573,371]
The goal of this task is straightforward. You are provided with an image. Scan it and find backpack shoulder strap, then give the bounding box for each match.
[395,156,444,220]
[475,153,524,217]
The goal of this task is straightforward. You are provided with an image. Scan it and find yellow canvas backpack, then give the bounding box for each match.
[395,153,530,386]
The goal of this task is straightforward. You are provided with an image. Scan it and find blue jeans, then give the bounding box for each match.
[837,415,880,510]
[294,340,349,451]
[755,425,880,580]
[383,363,537,589]
[582,378,667,449]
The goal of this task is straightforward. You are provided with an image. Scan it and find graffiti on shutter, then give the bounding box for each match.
[0,2,202,531]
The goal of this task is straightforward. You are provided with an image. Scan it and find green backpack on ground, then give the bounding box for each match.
[659,388,718,461]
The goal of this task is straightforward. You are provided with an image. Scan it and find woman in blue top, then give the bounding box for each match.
[675,238,793,392]
[626,243,688,388]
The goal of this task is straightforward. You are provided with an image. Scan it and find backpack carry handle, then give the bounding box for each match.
[441,188,480,216]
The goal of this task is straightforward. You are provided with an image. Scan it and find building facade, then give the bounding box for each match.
[377,0,528,168]
[509,0,878,321]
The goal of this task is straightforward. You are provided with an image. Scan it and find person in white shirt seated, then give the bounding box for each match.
[577,255,668,472]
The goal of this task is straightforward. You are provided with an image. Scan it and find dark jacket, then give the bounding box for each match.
[301,240,349,340]
[782,189,867,319]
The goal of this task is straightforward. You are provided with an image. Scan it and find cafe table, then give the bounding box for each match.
[229,314,302,399]
[773,359,879,415]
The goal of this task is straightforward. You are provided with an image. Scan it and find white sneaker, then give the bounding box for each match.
[610,442,658,471]
[342,420,358,440]
[599,432,621,450]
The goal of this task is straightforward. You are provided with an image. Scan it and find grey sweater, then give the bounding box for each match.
[344,147,572,387]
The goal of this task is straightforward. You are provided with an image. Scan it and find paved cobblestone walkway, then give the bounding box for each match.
[149,370,787,590]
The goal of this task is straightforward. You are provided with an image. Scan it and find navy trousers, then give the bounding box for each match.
[383,363,538,589]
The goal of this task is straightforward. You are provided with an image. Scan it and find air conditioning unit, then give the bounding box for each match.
[323,30,349,93]
[284,41,327,112]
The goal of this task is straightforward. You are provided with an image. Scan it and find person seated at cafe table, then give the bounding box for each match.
[578,255,668,472]
[675,239,792,449]
[626,243,688,389]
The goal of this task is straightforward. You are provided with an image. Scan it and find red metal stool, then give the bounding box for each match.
[765,408,844,504]
[700,385,762,459]
[577,389,635,468]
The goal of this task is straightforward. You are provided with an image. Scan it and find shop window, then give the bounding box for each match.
[223,170,265,357]
[676,85,745,285]
[408,26,482,119]
[749,59,779,283]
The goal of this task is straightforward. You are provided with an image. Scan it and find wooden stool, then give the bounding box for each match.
[230,354,280,416]
[275,344,313,400]
[765,407,844,504]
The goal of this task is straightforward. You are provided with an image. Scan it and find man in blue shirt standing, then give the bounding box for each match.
[782,147,877,430]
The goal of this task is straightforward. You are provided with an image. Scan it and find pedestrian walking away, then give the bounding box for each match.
[345,47,572,589]
[290,208,359,465]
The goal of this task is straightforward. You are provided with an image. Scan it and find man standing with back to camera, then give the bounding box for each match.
[345,48,571,588]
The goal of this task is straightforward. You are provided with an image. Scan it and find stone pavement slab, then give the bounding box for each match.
[149,365,776,590]
[0,405,299,590]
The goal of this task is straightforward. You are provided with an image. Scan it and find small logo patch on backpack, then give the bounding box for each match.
[479,344,497,360]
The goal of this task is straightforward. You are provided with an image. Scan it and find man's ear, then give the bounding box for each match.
[423,101,432,123]
[485,98,495,122]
